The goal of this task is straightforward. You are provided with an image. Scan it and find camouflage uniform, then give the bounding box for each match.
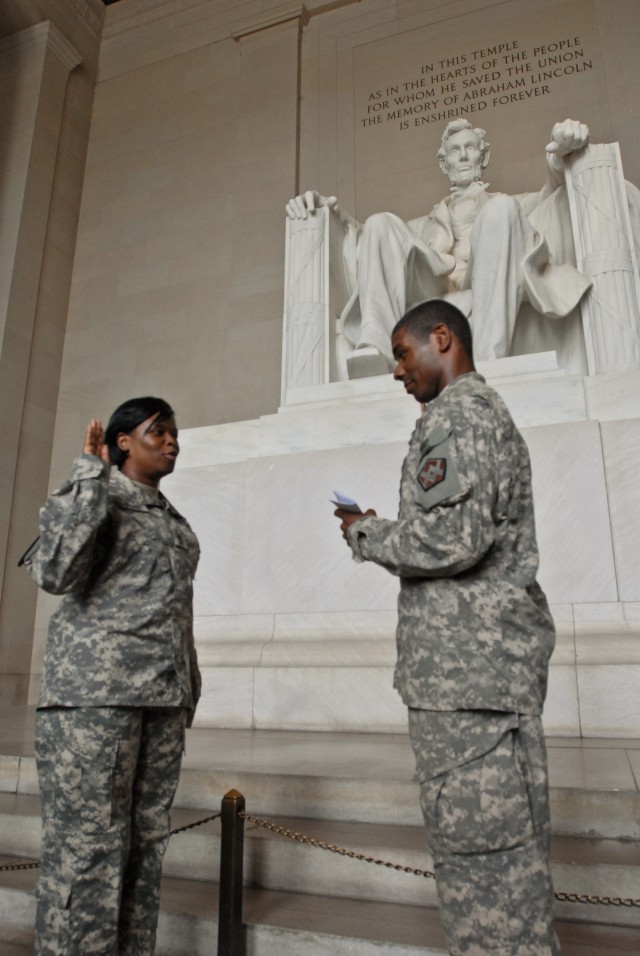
[24,455,201,956]
[347,372,561,955]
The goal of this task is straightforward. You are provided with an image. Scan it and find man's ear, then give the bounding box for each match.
[432,323,453,352]
[438,155,449,177]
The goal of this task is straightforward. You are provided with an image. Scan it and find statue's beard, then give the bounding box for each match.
[448,164,483,186]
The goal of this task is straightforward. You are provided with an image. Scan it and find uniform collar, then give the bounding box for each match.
[436,371,486,401]
[109,467,181,517]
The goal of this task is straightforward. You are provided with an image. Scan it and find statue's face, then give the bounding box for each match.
[441,129,484,186]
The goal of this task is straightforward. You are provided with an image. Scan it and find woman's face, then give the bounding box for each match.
[118,413,179,487]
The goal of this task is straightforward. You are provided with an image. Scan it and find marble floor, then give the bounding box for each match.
[1,706,639,794]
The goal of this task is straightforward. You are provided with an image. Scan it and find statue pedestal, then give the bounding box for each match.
[164,354,640,737]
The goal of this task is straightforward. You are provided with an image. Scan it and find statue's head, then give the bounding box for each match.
[437,119,490,186]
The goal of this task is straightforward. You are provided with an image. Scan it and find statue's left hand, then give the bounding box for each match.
[285,190,337,220]
[545,119,589,173]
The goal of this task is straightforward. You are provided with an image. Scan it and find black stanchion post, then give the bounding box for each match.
[217,789,245,956]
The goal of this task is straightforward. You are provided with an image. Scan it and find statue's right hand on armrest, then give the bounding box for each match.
[285,189,338,220]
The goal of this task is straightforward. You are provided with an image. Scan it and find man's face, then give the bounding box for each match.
[441,129,484,186]
[392,327,444,405]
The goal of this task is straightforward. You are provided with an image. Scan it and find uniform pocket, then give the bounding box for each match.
[434,731,535,855]
[53,736,118,835]
[79,746,118,833]
[34,875,72,951]
[173,522,199,577]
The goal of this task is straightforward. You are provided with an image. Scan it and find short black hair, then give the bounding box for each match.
[104,396,174,468]
[392,299,474,360]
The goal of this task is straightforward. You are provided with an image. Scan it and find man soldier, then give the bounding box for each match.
[287,118,590,375]
[335,298,560,954]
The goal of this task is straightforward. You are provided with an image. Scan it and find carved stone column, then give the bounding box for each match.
[0,21,82,702]
[565,143,640,373]
[282,205,352,400]
[282,207,331,396]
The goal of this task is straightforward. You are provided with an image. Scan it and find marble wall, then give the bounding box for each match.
[299,0,640,227]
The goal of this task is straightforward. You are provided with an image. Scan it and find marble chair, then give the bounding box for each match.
[281,142,640,403]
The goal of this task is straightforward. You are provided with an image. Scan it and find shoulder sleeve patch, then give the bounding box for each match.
[415,435,466,510]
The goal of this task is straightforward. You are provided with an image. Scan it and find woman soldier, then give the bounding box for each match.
[23,397,201,956]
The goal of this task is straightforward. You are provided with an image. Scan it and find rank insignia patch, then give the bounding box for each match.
[418,458,447,491]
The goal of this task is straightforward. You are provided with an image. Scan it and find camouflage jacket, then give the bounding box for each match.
[347,372,555,715]
[25,455,201,721]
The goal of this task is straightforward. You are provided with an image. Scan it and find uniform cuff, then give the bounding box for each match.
[72,455,111,481]
[346,515,376,562]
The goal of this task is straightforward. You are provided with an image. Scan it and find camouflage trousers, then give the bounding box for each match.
[409,712,561,956]
[34,706,186,956]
